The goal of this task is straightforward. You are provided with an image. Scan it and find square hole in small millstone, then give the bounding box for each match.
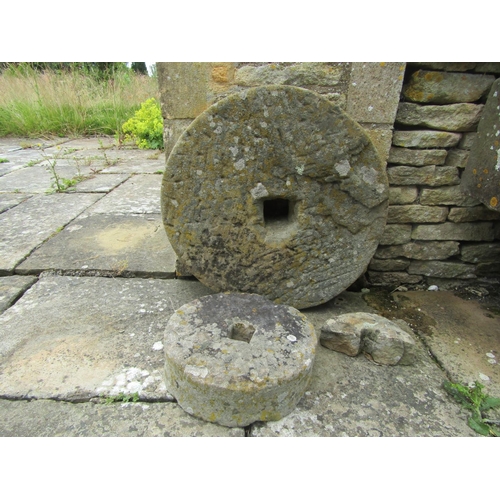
[229,322,256,343]
[263,198,291,225]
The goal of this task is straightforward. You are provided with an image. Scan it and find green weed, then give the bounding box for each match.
[0,157,9,163]
[104,392,140,404]
[122,97,164,149]
[444,380,500,436]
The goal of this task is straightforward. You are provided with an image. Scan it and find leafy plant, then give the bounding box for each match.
[43,148,85,193]
[104,392,140,404]
[444,380,500,436]
[122,97,164,149]
[0,157,9,163]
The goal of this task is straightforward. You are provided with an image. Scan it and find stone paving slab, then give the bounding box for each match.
[17,214,177,277]
[0,193,31,214]
[73,173,130,193]
[85,174,162,215]
[0,399,244,437]
[0,275,37,313]
[0,275,213,401]
[387,291,500,396]
[251,344,476,436]
[0,193,103,274]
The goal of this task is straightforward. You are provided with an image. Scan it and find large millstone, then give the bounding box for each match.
[163,293,317,427]
[162,85,389,308]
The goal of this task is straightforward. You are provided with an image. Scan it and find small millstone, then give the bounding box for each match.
[163,293,317,427]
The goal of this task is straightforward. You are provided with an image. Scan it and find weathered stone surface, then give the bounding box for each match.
[458,133,477,150]
[403,70,494,104]
[461,79,500,211]
[396,102,483,132]
[412,222,496,241]
[0,193,31,214]
[162,85,389,309]
[157,62,215,119]
[388,147,447,166]
[389,186,418,205]
[346,62,405,124]
[387,165,459,186]
[368,271,423,285]
[163,118,192,157]
[85,174,161,215]
[408,260,477,279]
[445,149,469,168]
[475,63,500,73]
[388,205,448,224]
[375,241,460,261]
[0,275,213,401]
[362,125,394,166]
[0,399,244,437]
[0,275,36,314]
[368,258,410,271]
[460,242,500,263]
[448,206,500,222]
[73,173,130,193]
[164,293,317,427]
[16,214,177,278]
[321,312,416,365]
[420,185,480,206]
[392,130,461,148]
[235,63,347,87]
[411,63,476,72]
[0,193,103,274]
[379,224,412,245]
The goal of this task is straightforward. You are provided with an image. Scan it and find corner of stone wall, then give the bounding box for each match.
[368,62,500,289]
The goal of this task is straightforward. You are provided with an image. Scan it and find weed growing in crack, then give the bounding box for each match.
[103,392,140,404]
[444,380,500,436]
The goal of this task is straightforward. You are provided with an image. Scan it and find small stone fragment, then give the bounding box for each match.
[320,312,417,365]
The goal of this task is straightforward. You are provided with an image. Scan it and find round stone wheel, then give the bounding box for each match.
[162,85,389,309]
[163,293,317,428]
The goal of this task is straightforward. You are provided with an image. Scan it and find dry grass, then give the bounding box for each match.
[0,64,159,138]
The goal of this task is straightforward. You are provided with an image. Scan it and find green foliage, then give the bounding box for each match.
[0,157,9,163]
[444,380,500,436]
[122,98,164,150]
[104,392,140,404]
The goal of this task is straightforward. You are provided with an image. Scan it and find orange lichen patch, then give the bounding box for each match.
[380,62,386,67]
[491,197,498,208]
[483,169,489,174]
[473,169,477,174]
[424,71,444,82]
[212,66,230,83]
[477,184,482,188]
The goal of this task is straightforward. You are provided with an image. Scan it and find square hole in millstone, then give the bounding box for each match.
[263,198,297,226]
[229,322,256,343]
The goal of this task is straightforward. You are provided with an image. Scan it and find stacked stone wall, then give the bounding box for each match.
[368,62,500,288]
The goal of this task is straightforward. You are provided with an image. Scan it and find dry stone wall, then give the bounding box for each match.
[370,62,500,287]
[157,62,500,289]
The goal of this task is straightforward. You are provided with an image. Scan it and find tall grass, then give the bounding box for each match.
[0,63,159,138]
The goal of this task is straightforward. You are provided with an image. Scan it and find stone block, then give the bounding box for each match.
[163,118,192,157]
[387,166,459,186]
[162,85,389,309]
[0,275,37,314]
[388,147,447,166]
[368,271,423,285]
[320,312,417,365]
[392,130,461,149]
[474,63,500,73]
[346,62,406,124]
[420,185,480,206]
[412,222,496,241]
[403,70,494,104]
[411,63,476,72]
[448,206,500,222]
[375,241,460,261]
[458,133,476,150]
[396,102,483,132]
[379,224,412,245]
[445,149,469,168]
[389,186,418,205]
[388,205,449,224]
[157,63,215,119]
[408,260,477,279]
[460,242,500,263]
[163,293,317,427]
[368,258,410,271]
[235,62,348,88]
[0,194,31,214]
